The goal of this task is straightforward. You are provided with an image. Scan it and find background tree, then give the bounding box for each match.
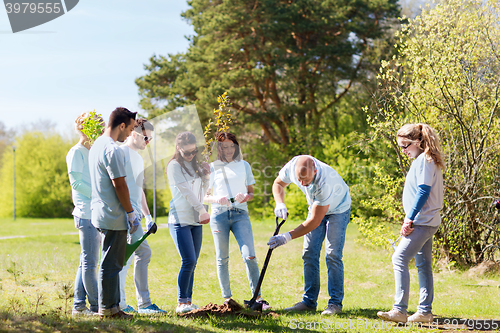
[0,122,15,169]
[136,0,401,219]
[363,0,500,266]
[0,131,73,218]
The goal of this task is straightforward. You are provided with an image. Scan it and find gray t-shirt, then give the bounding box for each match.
[89,136,128,230]
[279,155,351,215]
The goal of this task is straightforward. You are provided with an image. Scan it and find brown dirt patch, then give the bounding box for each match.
[467,260,500,277]
[179,299,278,319]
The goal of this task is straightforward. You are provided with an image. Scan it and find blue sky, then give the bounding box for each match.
[0,0,193,135]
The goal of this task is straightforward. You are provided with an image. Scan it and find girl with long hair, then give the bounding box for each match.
[166,131,210,313]
[204,132,265,304]
[377,123,445,324]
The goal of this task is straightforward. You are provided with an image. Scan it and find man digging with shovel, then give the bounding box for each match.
[268,155,351,315]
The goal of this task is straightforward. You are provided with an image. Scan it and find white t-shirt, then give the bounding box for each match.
[120,145,144,213]
[208,159,255,213]
[279,155,351,215]
[66,143,91,219]
[89,136,128,230]
[167,159,205,225]
[403,153,443,227]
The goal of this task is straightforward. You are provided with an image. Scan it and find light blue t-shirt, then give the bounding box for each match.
[209,159,255,214]
[279,155,351,215]
[66,143,91,219]
[167,159,205,225]
[403,153,443,226]
[120,145,144,213]
[89,136,128,230]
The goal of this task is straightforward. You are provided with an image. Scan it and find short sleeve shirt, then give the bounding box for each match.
[89,136,128,230]
[403,153,443,226]
[66,143,91,219]
[167,159,204,225]
[279,155,351,215]
[120,145,144,212]
[208,159,255,213]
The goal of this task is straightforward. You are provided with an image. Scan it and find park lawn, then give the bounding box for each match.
[0,216,498,332]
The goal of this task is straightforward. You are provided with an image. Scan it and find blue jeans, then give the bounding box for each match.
[169,223,203,303]
[98,229,127,315]
[302,209,350,310]
[210,208,260,299]
[392,225,439,314]
[73,217,100,312]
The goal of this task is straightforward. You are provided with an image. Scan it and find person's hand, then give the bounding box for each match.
[199,212,210,224]
[201,162,210,176]
[145,214,154,231]
[235,192,251,203]
[267,232,292,250]
[216,196,231,206]
[400,217,414,237]
[127,210,140,234]
[274,203,288,219]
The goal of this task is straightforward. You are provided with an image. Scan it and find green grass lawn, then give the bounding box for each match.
[0,217,499,332]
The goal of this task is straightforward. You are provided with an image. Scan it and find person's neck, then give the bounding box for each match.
[125,139,138,152]
[104,127,118,142]
[78,137,90,150]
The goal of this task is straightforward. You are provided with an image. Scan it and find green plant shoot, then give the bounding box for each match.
[202,92,232,162]
[80,111,105,147]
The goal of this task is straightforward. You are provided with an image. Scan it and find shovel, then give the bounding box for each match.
[244,216,287,311]
[124,223,158,265]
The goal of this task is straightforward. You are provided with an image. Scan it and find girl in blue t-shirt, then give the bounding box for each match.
[204,132,265,304]
[378,123,445,324]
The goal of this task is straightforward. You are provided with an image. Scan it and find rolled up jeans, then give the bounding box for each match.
[73,217,100,312]
[392,225,439,314]
[98,229,127,316]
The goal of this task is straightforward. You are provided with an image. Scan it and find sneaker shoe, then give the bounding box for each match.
[176,303,195,314]
[284,302,315,312]
[377,309,407,323]
[121,305,137,313]
[408,312,433,323]
[138,303,167,314]
[190,303,199,310]
[100,310,133,320]
[72,307,97,316]
[321,304,342,315]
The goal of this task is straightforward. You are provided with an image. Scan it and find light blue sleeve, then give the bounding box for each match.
[416,157,436,186]
[69,172,92,198]
[105,146,127,180]
[67,148,83,174]
[244,161,256,186]
[167,160,189,186]
[278,160,293,184]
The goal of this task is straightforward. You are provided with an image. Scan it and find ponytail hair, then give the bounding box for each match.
[397,123,445,171]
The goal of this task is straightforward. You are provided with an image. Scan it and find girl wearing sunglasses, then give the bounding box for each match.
[166,131,210,313]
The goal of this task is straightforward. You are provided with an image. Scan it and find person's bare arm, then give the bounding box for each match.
[112,177,133,212]
[289,204,330,239]
[272,177,289,203]
[140,190,150,217]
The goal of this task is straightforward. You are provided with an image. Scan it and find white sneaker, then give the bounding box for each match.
[176,303,196,314]
[377,309,407,323]
[408,312,433,323]
[321,304,342,315]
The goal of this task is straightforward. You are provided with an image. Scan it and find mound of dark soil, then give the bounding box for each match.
[179,299,278,319]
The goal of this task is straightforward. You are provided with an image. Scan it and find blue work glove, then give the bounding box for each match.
[127,210,140,234]
[267,232,292,250]
[274,203,288,220]
[145,214,154,231]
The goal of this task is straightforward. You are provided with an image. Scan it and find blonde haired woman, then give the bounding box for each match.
[377,123,445,324]
[66,112,104,315]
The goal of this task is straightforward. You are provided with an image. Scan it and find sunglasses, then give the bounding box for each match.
[399,143,412,150]
[181,148,199,157]
[139,123,150,142]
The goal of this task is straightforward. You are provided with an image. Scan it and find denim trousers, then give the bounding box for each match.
[210,208,260,299]
[169,223,203,303]
[98,229,127,315]
[73,217,100,312]
[302,209,350,310]
[119,223,152,309]
[392,225,439,314]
